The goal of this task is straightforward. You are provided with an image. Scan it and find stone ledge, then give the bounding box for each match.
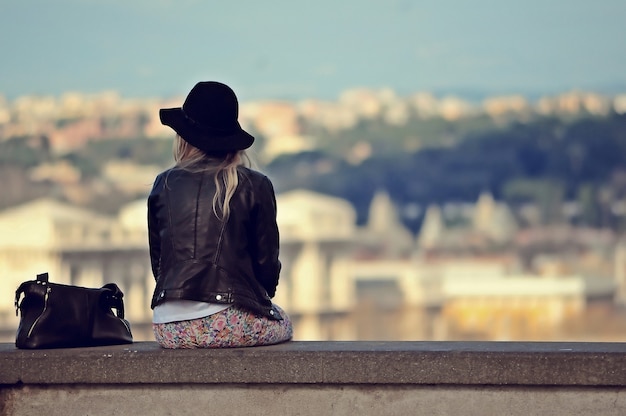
[2,341,626,386]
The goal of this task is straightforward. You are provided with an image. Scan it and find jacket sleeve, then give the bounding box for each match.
[147,174,164,282]
[252,176,281,298]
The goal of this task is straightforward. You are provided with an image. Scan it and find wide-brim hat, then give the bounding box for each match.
[159,81,254,152]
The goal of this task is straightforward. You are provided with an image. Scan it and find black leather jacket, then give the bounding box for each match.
[148,163,282,320]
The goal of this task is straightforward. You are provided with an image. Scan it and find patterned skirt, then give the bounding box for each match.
[153,304,293,349]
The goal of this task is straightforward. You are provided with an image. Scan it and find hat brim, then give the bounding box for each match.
[160,107,255,152]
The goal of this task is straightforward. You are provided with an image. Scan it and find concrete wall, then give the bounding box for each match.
[2,341,626,416]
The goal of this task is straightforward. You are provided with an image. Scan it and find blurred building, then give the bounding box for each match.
[0,198,152,337]
[1,191,624,343]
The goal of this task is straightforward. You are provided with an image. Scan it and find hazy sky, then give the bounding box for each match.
[1,0,625,100]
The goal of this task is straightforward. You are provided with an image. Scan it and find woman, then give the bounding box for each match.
[148,81,292,348]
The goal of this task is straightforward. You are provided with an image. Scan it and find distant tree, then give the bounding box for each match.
[0,136,49,167]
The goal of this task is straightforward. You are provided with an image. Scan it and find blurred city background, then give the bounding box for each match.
[1,0,626,342]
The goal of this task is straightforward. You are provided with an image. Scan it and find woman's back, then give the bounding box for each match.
[148,81,292,348]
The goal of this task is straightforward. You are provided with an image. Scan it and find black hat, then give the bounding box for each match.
[159,81,254,152]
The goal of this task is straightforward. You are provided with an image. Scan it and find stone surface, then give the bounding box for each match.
[4,385,626,416]
[2,340,626,386]
[3,341,626,415]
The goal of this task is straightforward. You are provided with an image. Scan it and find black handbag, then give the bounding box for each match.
[14,272,133,349]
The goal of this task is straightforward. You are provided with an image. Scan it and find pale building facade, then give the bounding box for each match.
[0,198,152,337]
[0,191,620,343]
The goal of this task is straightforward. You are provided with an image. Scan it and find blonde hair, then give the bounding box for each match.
[172,135,250,221]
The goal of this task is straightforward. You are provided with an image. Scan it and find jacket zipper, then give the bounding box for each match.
[27,286,51,338]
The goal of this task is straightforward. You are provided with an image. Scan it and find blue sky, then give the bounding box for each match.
[1,0,625,100]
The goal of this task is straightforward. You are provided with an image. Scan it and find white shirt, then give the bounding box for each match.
[153,300,230,324]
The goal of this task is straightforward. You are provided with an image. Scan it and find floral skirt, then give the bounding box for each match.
[153,304,293,349]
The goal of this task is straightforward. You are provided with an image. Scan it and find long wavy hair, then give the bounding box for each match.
[172,134,251,221]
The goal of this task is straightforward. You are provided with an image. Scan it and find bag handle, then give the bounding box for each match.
[36,272,49,283]
[15,272,50,316]
[15,273,126,319]
[102,283,126,319]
